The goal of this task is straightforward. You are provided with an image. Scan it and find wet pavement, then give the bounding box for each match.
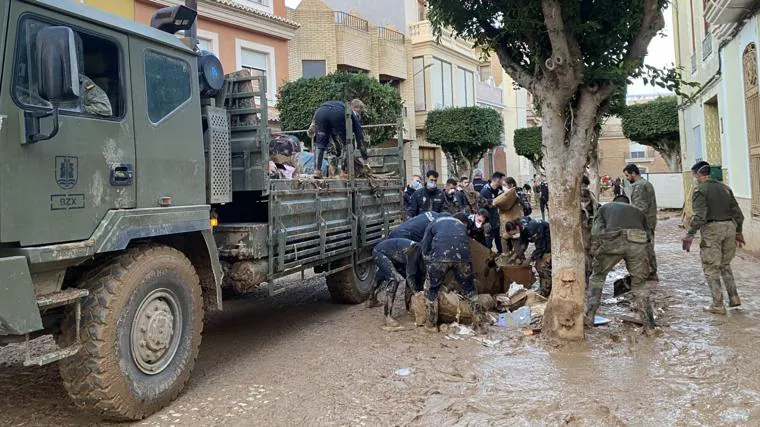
[2,218,760,425]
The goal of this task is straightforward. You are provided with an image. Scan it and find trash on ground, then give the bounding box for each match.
[613,275,632,297]
[473,337,501,347]
[620,315,644,326]
[394,368,412,377]
[496,312,508,327]
[507,282,525,298]
[523,328,541,336]
[511,306,531,328]
[594,315,611,326]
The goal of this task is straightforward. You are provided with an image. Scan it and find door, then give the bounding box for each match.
[128,38,205,209]
[0,4,135,246]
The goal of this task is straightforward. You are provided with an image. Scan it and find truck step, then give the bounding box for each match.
[36,289,89,309]
[23,344,81,367]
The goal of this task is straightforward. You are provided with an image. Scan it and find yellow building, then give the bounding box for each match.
[77,0,135,19]
[673,0,760,254]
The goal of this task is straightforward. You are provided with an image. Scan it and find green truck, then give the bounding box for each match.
[0,0,404,420]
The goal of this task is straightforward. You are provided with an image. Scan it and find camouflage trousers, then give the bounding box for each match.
[699,221,739,306]
[646,226,657,276]
[424,261,475,302]
[536,254,552,297]
[587,239,649,306]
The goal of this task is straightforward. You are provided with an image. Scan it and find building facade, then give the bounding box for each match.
[598,116,671,180]
[673,0,760,253]
[79,0,299,125]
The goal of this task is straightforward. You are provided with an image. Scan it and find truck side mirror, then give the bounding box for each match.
[36,26,80,102]
[24,26,80,144]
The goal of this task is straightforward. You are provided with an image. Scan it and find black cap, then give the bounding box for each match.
[691,160,710,173]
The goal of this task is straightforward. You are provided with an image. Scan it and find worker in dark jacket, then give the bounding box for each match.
[369,238,424,327]
[308,99,368,179]
[520,219,552,296]
[586,195,654,333]
[443,178,467,214]
[479,172,505,252]
[503,216,535,262]
[420,216,484,333]
[472,169,487,193]
[403,175,422,216]
[465,209,491,247]
[407,170,446,218]
[389,211,442,242]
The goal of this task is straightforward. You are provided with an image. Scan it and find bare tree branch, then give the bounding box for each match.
[622,0,665,73]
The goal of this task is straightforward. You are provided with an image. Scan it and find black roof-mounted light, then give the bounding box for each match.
[150,5,197,35]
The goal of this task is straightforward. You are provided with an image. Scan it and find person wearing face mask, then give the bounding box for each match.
[493,176,527,253]
[623,164,658,281]
[503,216,534,263]
[465,209,491,247]
[407,170,446,218]
[443,178,467,214]
[521,219,552,297]
[479,172,506,253]
[682,161,745,315]
[580,181,600,286]
[390,211,442,242]
[404,175,423,216]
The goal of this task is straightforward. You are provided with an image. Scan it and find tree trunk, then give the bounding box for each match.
[587,131,601,197]
[541,105,591,342]
[444,151,459,179]
[531,159,544,176]
[656,143,682,172]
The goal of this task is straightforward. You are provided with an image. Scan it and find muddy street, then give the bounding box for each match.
[2,218,760,425]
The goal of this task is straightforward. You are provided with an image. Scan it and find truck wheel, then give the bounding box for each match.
[58,245,203,421]
[326,248,376,304]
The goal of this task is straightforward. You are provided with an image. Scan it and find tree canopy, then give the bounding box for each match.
[425,107,504,178]
[514,126,543,171]
[620,96,681,171]
[277,72,404,144]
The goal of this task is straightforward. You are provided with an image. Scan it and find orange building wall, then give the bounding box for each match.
[134,2,289,88]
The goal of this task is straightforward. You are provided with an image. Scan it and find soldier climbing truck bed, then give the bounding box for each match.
[0,0,404,421]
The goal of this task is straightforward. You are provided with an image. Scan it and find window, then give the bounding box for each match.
[302,60,326,78]
[456,67,475,107]
[430,57,453,109]
[419,147,437,176]
[638,167,648,174]
[236,39,276,102]
[479,64,492,82]
[145,50,191,123]
[692,125,704,163]
[413,56,426,111]
[629,142,647,159]
[14,17,123,118]
[196,29,219,55]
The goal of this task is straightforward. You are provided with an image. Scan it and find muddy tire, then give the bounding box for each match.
[326,249,376,304]
[58,245,203,421]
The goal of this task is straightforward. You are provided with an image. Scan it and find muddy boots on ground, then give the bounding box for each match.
[383,279,404,327]
[469,295,488,335]
[584,286,604,329]
[704,278,727,315]
[366,280,384,308]
[722,268,741,308]
[424,299,439,333]
[635,296,657,336]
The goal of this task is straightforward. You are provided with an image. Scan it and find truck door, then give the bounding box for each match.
[128,38,206,209]
[0,5,136,246]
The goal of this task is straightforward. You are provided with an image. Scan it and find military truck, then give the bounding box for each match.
[0,0,404,420]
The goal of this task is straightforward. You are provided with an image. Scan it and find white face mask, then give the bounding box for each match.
[511,233,521,239]
[475,221,483,229]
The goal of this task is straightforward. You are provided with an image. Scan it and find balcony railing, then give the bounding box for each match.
[334,12,368,32]
[705,0,756,26]
[703,33,713,60]
[377,27,405,43]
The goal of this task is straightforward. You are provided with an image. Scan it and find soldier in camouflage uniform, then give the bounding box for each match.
[585,194,655,334]
[580,180,599,287]
[682,161,745,314]
[80,76,112,116]
[624,164,658,281]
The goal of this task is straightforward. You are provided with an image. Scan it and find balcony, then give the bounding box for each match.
[334,12,372,72]
[377,27,408,80]
[705,0,756,26]
[476,81,503,107]
[409,20,477,60]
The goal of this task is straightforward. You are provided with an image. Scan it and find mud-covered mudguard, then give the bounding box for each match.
[0,256,43,335]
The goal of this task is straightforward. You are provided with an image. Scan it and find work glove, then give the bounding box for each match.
[682,235,694,252]
[737,233,746,248]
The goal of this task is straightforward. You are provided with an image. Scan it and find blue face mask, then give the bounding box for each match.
[426,182,438,190]
[412,181,423,190]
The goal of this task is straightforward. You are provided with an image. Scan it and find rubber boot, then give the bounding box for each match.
[313,148,325,179]
[636,295,657,335]
[404,281,414,312]
[722,268,741,308]
[424,299,438,333]
[704,278,727,315]
[584,286,603,329]
[383,280,401,327]
[366,280,384,308]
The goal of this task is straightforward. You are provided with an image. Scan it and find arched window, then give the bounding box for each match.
[743,43,760,216]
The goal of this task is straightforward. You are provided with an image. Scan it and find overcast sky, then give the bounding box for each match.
[283,0,674,95]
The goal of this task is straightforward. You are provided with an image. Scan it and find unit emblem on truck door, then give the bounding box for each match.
[55,156,78,190]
